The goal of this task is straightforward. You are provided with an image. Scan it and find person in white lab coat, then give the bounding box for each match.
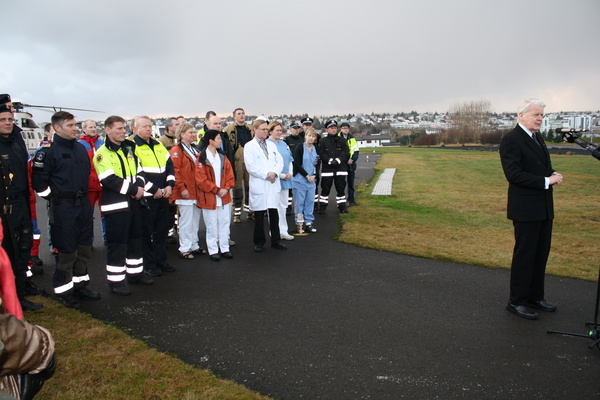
[244,119,287,252]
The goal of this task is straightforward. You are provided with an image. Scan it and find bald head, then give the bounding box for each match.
[206,115,222,131]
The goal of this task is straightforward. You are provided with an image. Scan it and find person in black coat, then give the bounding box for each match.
[499,98,563,320]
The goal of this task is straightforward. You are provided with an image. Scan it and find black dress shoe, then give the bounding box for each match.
[210,254,221,261]
[271,242,288,250]
[20,298,43,311]
[506,303,538,320]
[145,268,163,277]
[110,286,131,296]
[57,294,81,309]
[160,263,176,272]
[75,287,101,300]
[30,255,44,266]
[127,275,154,285]
[528,299,557,312]
[254,245,263,252]
[221,251,233,259]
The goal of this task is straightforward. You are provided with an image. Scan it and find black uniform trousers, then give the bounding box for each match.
[105,200,144,288]
[253,208,280,247]
[141,197,169,273]
[319,171,347,210]
[1,197,32,299]
[50,197,93,294]
[510,219,553,305]
[347,163,357,203]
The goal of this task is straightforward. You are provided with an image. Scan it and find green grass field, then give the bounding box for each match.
[340,146,600,281]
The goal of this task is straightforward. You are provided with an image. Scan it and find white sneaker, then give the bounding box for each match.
[281,233,295,241]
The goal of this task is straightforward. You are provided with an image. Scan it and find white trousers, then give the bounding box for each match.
[177,204,202,253]
[277,189,290,236]
[203,203,232,256]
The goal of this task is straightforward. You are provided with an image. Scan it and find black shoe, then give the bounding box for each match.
[30,255,44,267]
[145,268,163,277]
[339,207,350,214]
[160,264,176,272]
[127,275,154,285]
[305,224,317,233]
[506,302,538,320]
[20,298,43,311]
[57,294,81,309]
[271,242,288,250]
[110,286,131,296]
[254,245,263,252]
[25,280,46,296]
[528,299,557,312]
[210,254,221,261]
[75,287,101,300]
[166,236,177,244]
[247,212,255,220]
[221,251,233,259]
[348,201,359,207]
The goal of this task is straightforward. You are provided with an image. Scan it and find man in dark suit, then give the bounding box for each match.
[499,98,563,320]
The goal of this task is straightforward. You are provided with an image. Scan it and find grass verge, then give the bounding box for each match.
[25,297,271,400]
[340,147,600,281]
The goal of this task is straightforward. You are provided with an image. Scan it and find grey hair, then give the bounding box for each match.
[517,98,546,115]
[133,115,151,127]
[165,117,177,129]
[81,119,96,130]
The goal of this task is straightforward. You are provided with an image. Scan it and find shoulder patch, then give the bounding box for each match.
[43,143,51,147]
[96,154,103,163]
[34,151,46,161]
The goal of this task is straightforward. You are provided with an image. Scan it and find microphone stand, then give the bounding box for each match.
[547,130,600,350]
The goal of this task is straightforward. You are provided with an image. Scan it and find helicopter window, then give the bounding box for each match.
[27,132,33,139]
[21,118,39,129]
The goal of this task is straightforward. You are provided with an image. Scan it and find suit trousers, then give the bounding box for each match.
[253,208,280,247]
[510,219,553,305]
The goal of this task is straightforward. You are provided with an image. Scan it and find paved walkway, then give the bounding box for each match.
[31,153,600,399]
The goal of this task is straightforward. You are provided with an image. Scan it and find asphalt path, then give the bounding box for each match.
[30,153,600,399]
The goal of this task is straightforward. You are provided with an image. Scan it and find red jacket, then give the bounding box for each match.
[195,148,234,210]
[78,134,104,192]
[169,143,198,202]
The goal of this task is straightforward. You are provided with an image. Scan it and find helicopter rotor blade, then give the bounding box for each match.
[19,103,104,113]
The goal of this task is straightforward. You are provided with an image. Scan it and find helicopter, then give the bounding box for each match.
[11,101,103,154]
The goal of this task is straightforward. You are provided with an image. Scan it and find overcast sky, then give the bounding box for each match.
[4,0,599,121]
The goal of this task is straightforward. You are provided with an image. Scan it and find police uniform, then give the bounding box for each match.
[0,101,38,310]
[94,138,151,294]
[132,135,175,276]
[31,133,95,308]
[339,122,360,206]
[317,120,350,213]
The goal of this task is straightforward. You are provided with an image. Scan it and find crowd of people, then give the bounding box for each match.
[2,101,361,312]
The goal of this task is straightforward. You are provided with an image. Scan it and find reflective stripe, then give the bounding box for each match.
[33,234,41,240]
[54,281,74,294]
[321,172,334,177]
[141,166,166,174]
[73,275,90,283]
[101,201,128,212]
[37,187,51,197]
[166,174,175,182]
[337,171,348,176]
[26,270,32,278]
[98,169,115,181]
[126,257,143,265]
[120,180,130,195]
[144,182,153,191]
[107,265,126,273]
[126,266,143,274]
[107,274,125,282]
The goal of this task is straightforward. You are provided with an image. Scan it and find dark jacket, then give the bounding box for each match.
[499,124,555,222]
[318,134,350,173]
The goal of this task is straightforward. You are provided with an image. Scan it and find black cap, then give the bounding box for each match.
[0,104,11,114]
[325,120,338,128]
[290,121,301,129]
[0,94,11,104]
[300,117,313,125]
[340,121,350,128]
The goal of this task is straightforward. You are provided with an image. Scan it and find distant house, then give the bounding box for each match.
[356,134,392,148]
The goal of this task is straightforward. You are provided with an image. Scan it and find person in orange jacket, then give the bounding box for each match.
[169,123,203,259]
[195,130,235,261]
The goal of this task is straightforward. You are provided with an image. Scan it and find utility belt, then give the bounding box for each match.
[52,190,88,206]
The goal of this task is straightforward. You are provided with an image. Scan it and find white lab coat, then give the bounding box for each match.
[244,138,284,211]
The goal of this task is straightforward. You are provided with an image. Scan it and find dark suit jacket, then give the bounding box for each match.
[499,124,554,222]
